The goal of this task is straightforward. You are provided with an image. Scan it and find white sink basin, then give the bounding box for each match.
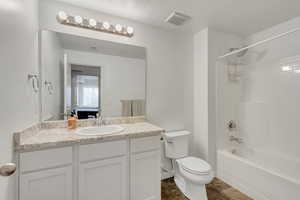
[76,125,125,136]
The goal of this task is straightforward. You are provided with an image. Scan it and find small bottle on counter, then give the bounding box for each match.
[68,112,77,130]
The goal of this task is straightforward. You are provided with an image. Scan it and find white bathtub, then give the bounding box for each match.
[217,148,300,200]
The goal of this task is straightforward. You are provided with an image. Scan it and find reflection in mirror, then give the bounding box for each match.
[40,30,146,121]
[71,65,100,119]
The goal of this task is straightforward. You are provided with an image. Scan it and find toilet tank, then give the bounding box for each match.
[163,130,191,159]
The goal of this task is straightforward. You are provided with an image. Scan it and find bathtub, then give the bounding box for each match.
[217,148,300,200]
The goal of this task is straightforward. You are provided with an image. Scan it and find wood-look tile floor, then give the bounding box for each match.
[161,178,253,200]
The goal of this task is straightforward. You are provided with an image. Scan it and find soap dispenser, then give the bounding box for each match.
[68,112,77,130]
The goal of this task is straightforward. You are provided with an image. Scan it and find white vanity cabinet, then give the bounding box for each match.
[78,140,128,200]
[19,147,73,200]
[18,136,161,200]
[130,136,161,200]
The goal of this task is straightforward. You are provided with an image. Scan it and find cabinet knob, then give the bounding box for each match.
[0,163,16,177]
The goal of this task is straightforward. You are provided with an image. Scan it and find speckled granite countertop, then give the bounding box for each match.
[14,118,164,152]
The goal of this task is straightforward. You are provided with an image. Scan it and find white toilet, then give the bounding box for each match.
[163,130,214,200]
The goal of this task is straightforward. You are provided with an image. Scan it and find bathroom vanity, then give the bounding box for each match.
[13,29,163,200]
[14,119,164,200]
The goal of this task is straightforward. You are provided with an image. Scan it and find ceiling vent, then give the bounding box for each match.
[165,11,191,26]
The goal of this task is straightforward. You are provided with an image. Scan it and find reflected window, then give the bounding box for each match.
[76,75,99,108]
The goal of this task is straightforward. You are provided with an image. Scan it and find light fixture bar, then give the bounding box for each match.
[56,11,134,38]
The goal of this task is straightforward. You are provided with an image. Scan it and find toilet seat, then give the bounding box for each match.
[178,157,211,175]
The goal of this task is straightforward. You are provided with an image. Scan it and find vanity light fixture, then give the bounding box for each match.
[56,11,134,37]
[126,26,134,35]
[102,21,110,30]
[115,24,123,32]
[74,15,83,24]
[57,11,68,22]
[89,18,97,27]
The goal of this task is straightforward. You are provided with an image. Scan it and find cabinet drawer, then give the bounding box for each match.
[79,140,127,162]
[20,147,73,173]
[130,136,160,153]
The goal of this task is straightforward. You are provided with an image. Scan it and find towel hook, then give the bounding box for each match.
[28,74,39,93]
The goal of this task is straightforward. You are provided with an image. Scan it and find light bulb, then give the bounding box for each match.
[126,26,134,35]
[89,18,97,27]
[103,21,110,30]
[281,65,292,72]
[57,11,68,22]
[74,15,83,24]
[115,24,123,32]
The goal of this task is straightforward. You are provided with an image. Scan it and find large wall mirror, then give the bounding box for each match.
[40,30,146,121]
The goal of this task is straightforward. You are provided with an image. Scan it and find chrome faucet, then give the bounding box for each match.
[229,135,243,144]
[96,113,104,126]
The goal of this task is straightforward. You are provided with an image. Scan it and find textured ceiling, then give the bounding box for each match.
[55,0,300,36]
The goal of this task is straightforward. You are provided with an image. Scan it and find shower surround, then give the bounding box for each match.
[216,18,300,200]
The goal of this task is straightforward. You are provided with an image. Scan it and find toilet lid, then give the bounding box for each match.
[179,157,211,175]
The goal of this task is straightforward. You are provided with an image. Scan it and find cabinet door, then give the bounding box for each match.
[20,166,72,200]
[131,150,161,200]
[79,156,128,200]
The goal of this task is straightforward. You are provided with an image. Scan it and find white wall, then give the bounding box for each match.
[65,49,146,117]
[245,16,300,45]
[208,30,243,168]
[193,28,243,169]
[193,29,209,161]
[39,0,185,131]
[41,31,64,120]
[0,0,39,199]
[176,33,194,153]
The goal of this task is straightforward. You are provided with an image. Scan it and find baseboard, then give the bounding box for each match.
[161,170,173,180]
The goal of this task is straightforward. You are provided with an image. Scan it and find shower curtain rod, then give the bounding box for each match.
[218,27,300,59]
